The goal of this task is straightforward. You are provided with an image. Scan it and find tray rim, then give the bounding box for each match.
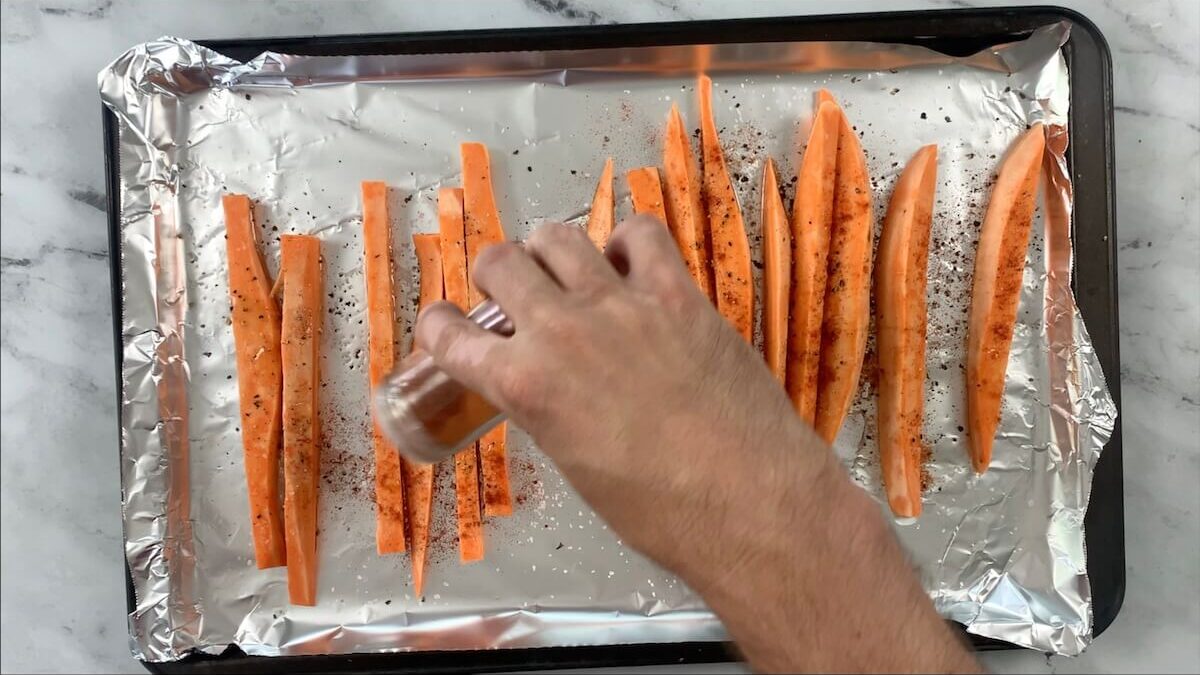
[101,5,1122,672]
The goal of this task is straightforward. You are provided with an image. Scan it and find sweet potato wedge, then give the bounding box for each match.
[875,145,938,518]
[587,157,615,248]
[438,184,485,562]
[785,101,840,423]
[279,234,322,606]
[814,92,875,443]
[479,425,512,517]
[222,194,287,569]
[409,232,444,594]
[626,166,668,223]
[761,159,790,382]
[361,181,407,555]
[967,123,1045,473]
[461,142,513,523]
[438,188,470,311]
[461,142,507,308]
[663,103,713,300]
[698,75,753,341]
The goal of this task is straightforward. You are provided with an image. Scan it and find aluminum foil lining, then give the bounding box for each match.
[100,22,1116,662]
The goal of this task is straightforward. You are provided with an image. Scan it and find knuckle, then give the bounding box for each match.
[641,218,675,249]
[474,241,521,276]
[599,292,642,327]
[607,298,658,342]
[433,320,470,362]
[621,216,680,262]
[573,274,618,306]
[529,221,571,248]
[608,215,650,245]
[537,310,584,343]
[495,363,547,413]
[521,296,558,325]
[533,222,592,258]
[625,213,663,233]
[563,221,593,246]
[653,271,702,315]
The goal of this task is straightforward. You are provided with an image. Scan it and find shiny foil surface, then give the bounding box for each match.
[100,22,1115,662]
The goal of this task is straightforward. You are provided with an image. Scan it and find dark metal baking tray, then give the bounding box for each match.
[102,5,1121,672]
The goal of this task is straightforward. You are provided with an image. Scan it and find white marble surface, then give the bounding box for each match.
[0,0,1196,672]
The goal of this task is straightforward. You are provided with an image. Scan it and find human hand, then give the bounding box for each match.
[414,216,834,576]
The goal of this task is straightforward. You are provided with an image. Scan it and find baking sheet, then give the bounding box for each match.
[99,22,1116,661]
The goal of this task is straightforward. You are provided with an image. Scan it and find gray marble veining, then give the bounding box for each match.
[0,0,1196,673]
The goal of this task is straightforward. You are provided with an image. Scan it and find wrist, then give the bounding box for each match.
[670,418,849,596]
[653,417,980,673]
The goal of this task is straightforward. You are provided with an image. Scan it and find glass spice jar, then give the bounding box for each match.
[373,300,512,464]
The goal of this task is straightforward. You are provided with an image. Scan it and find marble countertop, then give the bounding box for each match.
[1,0,1196,672]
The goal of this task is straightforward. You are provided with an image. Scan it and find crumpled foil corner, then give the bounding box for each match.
[101,21,1115,662]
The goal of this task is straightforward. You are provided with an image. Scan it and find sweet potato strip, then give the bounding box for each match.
[967,124,1045,473]
[626,166,668,223]
[814,92,875,443]
[587,158,615,248]
[662,104,713,300]
[223,195,287,569]
[438,188,471,313]
[461,142,507,308]
[361,181,407,555]
[279,234,322,606]
[409,233,443,593]
[479,425,512,517]
[786,101,840,423]
[876,145,938,518]
[461,142,513,521]
[760,160,790,382]
[437,185,484,562]
[698,75,753,341]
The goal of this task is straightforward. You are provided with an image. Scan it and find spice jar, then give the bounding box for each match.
[373,300,512,464]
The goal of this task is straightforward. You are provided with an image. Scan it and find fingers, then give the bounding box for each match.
[471,241,563,325]
[525,222,621,292]
[605,215,694,295]
[415,301,509,402]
